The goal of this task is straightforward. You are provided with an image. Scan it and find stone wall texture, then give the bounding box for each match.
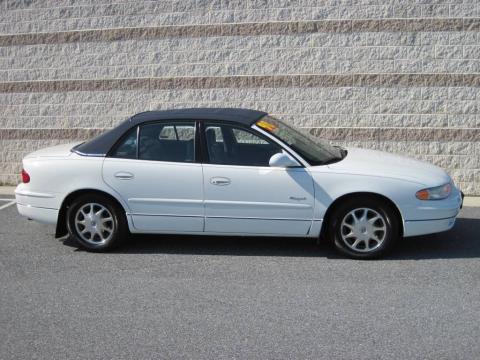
[0,0,479,194]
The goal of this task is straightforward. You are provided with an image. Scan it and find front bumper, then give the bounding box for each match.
[403,188,463,237]
[404,216,457,237]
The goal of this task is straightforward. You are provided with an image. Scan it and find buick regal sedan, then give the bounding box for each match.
[15,108,463,259]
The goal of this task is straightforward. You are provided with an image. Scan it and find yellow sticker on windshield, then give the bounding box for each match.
[256,120,278,132]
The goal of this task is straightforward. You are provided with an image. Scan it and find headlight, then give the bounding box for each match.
[416,183,452,200]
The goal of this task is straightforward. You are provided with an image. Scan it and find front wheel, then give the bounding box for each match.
[328,197,400,259]
[66,194,127,251]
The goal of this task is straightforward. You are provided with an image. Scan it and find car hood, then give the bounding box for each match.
[24,142,80,159]
[320,147,450,186]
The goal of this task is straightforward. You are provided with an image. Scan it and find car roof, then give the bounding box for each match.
[72,108,268,156]
[132,108,267,125]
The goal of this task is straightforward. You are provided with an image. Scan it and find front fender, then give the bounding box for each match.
[309,170,424,233]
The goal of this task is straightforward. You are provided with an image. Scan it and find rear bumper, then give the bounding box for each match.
[15,184,60,225]
[15,185,59,209]
[16,203,58,225]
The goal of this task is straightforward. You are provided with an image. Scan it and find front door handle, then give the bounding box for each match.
[210,177,231,186]
[114,171,134,180]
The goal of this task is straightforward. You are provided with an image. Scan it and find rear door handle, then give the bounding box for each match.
[114,171,134,180]
[210,177,231,186]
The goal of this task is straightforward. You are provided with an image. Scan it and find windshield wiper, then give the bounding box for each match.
[321,157,343,165]
[332,146,348,159]
[320,147,347,165]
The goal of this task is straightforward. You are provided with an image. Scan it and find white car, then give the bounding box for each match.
[15,108,463,259]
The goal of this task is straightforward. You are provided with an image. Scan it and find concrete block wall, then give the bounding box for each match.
[0,0,479,194]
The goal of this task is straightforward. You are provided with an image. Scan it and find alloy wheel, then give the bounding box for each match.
[74,203,115,245]
[340,207,387,253]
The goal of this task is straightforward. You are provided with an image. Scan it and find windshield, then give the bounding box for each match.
[255,116,345,166]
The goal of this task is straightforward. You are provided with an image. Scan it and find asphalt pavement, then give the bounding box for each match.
[1,198,479,360]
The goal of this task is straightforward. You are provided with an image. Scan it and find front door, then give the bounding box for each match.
[102,121,204,232]
[202,123,315,235]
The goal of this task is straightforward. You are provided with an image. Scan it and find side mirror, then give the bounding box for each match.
[269,152,300,168]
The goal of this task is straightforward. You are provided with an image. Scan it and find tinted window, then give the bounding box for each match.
[139,122,195,162]
[110,127,137,159]
[159,125,195,140]
[204,124,281,166]
[232,128,268,144]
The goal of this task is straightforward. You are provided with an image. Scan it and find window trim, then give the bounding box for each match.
[135,125,140,159]
[197,120,207,163]
[106,119,307,167]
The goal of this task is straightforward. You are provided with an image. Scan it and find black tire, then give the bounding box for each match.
[66,193,127,252]
[328,196,400,259]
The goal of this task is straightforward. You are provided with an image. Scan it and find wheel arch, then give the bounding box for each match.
[319,192,404,240]
[55,188,127,238]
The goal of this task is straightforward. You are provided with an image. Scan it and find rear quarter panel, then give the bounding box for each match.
[16,154,128,212]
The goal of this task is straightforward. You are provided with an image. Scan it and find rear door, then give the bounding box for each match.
[103,121,204,232]
[201,123,315,235]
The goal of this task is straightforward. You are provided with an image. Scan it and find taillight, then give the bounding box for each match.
[21,169,30,183]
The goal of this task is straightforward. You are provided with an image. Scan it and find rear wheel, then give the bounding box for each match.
[328,197,400,259]
[67,194,127,251]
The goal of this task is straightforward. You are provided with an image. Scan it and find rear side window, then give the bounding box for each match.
[110,127,137,159]
[139,122,195,162]
[160,125,195,141]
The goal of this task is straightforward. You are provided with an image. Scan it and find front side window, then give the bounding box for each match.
[204,124,281,166]
[232,128,269,145]
[139,122,195,162]
[255,116,345,165]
